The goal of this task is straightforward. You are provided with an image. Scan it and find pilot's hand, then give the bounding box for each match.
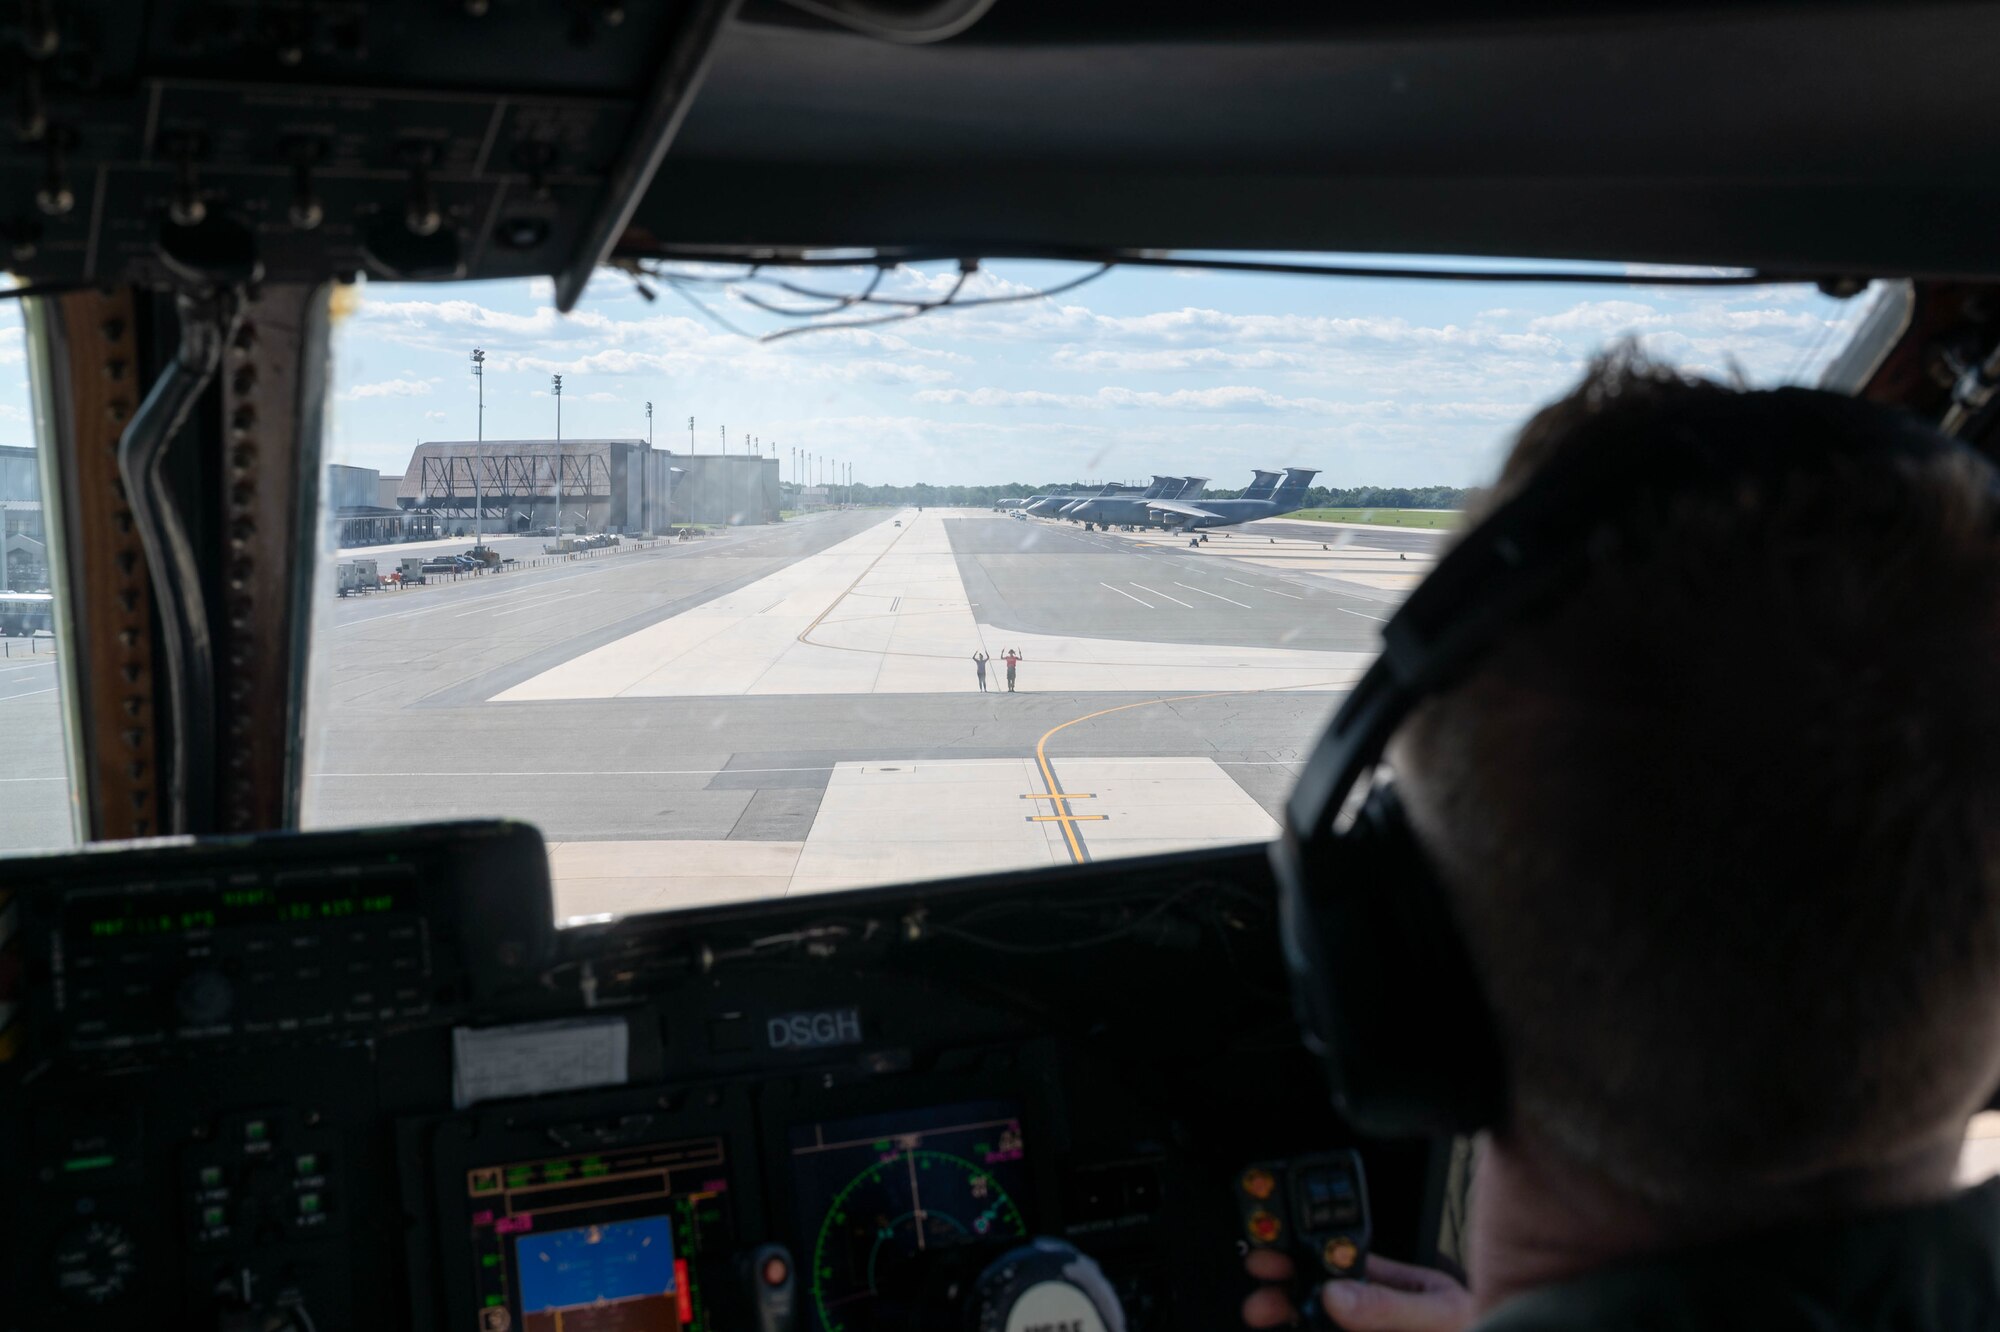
[1241,1250,1473,1332]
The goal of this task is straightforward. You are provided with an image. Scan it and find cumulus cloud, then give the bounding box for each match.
[1050,346,1312,373]
[914,385,1521,420]
[343,377,436,400]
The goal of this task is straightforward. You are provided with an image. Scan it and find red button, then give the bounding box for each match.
[762,1255,790,1287]
[1248,1210,1281,1243]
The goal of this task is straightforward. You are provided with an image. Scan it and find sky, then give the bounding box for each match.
[5,261,1879,492]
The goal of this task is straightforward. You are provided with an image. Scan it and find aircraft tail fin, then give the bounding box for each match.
[1178,476,1209,501]
[1241,469,1283,502]
[1143,475,1174,498]
[1275,467,1321,496]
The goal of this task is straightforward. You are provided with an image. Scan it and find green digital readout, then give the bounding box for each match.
[88,909,216,938]
[66,875,414,945]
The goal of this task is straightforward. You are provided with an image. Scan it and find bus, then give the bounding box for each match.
[0,591,54,637]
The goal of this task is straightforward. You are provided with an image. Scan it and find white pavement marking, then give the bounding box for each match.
[0,659,56,676]
[487,591,580,619]
[497,510,1372,699]
[1337,607,1389,623]
[0,686,57,700]
[1129,582,1192,608]
[1101,583,1154,608]
[452,588,565,618]
[1223,576,1300,598]
[1175,581,1250,609]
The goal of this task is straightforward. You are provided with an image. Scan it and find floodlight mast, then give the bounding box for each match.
[470,348,485,547]
[551,373,563,536]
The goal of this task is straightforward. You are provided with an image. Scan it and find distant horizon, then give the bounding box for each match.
[346,448,1467,497]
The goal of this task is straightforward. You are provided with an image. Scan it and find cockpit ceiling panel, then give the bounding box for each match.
[6,1,2000,290]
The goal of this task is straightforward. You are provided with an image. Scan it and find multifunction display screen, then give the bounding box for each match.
[465,1138,730,1332]
[788,1101,1030,1332]
[63,871,418,943]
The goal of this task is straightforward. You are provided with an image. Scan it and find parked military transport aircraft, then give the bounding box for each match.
[1145,468,1322,529]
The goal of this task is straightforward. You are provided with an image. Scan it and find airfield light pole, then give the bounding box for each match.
[551,373,563,535]
[642,401,653,534]
[469,348,485,547]
[688,415,694,455]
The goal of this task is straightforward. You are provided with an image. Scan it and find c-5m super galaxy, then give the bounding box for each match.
[1043,470,1320,530]
[1141,467,1320,529]
[996,491,1082,514]
[997,477,1189,517]
[1062,476,1202,528]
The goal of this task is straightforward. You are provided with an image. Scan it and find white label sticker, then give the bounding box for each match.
[451,1016,629,1109]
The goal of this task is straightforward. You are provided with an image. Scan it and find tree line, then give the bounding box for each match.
[810,481,1472,509]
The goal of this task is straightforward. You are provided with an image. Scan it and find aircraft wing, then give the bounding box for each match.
[1145,499,1222,521]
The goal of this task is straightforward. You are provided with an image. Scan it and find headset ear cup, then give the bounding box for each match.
[1274,784,1506,1137]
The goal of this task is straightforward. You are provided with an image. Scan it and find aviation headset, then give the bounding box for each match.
[1269,384,1994,1139]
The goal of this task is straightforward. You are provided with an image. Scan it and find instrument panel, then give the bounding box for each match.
[2,823,1452,1332]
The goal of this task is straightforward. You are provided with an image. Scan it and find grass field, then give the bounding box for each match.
[1288,508,1462,529]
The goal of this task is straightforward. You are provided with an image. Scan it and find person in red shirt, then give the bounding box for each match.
[1002,649,1022,691]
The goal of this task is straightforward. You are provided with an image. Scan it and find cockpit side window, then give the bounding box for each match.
[0,292,79,851]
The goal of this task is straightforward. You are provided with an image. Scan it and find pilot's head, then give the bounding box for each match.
[1392,353,2000,1220]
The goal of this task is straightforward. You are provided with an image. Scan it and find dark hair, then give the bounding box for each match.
[1395,354,2000,1213]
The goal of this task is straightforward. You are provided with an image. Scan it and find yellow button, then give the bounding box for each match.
[1241,1168,1277,1201]
[1324,1237,1359,1272]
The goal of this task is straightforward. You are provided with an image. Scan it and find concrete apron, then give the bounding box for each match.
[549,756,1280,921]
[495,509,1373,701]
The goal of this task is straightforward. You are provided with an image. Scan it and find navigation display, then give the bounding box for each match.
[465,1138,729,1332]
[789,1101,1030,1332]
